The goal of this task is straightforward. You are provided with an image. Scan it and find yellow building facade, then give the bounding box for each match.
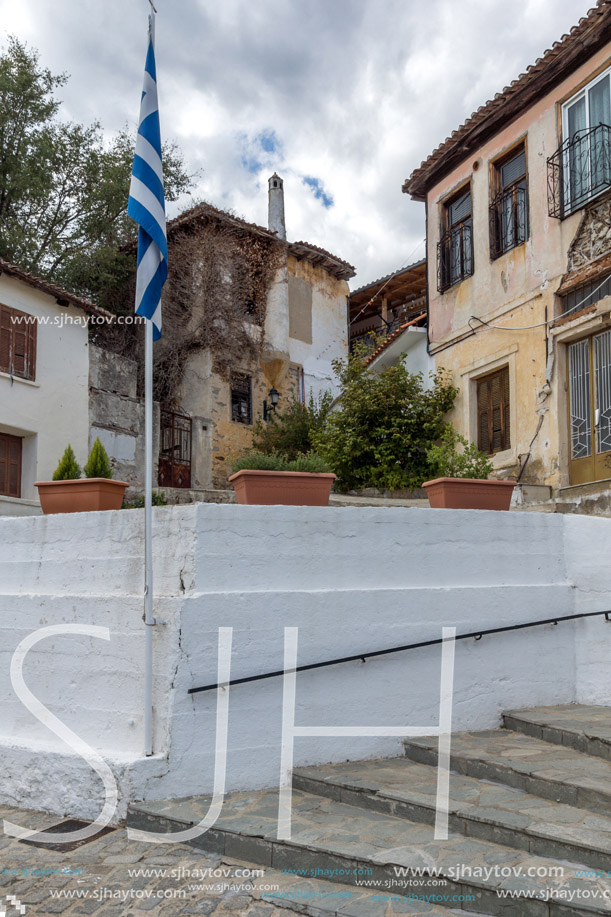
[404,5,611,500]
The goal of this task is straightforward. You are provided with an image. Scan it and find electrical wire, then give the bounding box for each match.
[469,271,611,333]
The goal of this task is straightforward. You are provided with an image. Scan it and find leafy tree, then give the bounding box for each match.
[84,437,113,479]
[52,445,81,480]
[250,391,333,461]
[0,37,192,301]
[312,345,458,491]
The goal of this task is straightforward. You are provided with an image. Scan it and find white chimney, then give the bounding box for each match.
[268,173,286,240]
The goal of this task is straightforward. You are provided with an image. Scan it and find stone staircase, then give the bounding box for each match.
[128,705,611,916]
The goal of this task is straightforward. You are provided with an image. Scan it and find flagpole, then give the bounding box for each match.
[144,315,154,756]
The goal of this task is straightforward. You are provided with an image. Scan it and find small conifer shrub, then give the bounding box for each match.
[52,445,82,481]
[83,437,113,479]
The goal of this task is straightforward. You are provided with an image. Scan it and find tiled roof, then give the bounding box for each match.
[167,201,355,279]
[365,312,427,365]
[0,257,111,317]
[404,0,611,199]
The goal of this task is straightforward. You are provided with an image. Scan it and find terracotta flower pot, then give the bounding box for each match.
[422,477,515,511]
[35,478,129,514]
[228,469,336,506]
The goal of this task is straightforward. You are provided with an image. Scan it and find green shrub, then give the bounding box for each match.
[312,345,458,491]
[426,425,493,480]
[230,450,330,474]
[122,490,167,509]
[250,392,333,461]
[286,452,330,473]
[84,437,113,479]
[52,445,82,481]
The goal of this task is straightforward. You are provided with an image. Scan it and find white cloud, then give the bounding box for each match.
[0,0,595,286]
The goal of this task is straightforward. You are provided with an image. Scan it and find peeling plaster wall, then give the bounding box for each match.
[1,506,610,822]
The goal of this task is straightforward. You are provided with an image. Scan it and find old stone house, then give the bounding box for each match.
[403,0,611,508]
[92,176,354,497]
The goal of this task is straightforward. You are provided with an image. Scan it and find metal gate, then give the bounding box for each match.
[568,329,611,484]
[158,409,192,489]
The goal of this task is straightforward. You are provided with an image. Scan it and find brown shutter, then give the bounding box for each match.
[477,366,510,454]
[477,377,491,453]
[12,314,27,376]
[0,433,22,498]
[0,306,12,373]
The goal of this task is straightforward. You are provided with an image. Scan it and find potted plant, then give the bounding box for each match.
[36,438,129,514]
[228,451,336,506]
[422,426,515,510]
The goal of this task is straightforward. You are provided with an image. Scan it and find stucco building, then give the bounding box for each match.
[96,176,354,496]
[403,0,611,503]
[0,259,109,515]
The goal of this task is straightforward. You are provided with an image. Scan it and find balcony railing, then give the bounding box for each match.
[490,184,528,258]
[548,123,611,219]
[437,222,473,292]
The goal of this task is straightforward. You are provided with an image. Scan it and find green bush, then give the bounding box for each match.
[84,437,113,479]
[122,490,167,509]
[426,425,494,480]
[312,345,458,491]
[52,445,82,481]
[230,450,330,474]
[251,392,333,461]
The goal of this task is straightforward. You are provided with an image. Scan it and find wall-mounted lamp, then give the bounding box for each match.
[263,387,280,421]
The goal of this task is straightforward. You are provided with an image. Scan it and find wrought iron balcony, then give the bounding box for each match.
[437,222,473,292]
[490,184,528,258]
[548,123,611,219]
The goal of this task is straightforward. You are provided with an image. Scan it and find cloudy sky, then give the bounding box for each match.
[0,0,595,287]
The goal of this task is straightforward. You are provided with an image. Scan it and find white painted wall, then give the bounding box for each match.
[0,504,610,823]
[369,326,434,385]
[0,275,90,514]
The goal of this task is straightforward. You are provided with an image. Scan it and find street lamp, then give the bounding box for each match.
[263,387,280,421]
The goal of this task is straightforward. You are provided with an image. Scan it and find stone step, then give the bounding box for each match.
[503,704,611,761]
[404,729,611,817]
[292,756,611,871]
[128,787,610,915]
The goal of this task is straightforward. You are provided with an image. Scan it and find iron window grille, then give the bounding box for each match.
[562,276,611,317]
[437,221,473,292]
[231,374,252,424]
[548,123,611,219]
[158,409,192,489]
[490,148,528,258]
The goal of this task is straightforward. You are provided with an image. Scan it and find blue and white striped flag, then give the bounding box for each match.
[128,16,167,340]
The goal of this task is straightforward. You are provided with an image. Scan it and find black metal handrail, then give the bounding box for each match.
[548,122,611,219]
[490,184,528,258]
[188,609,611,695]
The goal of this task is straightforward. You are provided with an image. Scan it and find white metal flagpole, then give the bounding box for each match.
[144,316,154,756]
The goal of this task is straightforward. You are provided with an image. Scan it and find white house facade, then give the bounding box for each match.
[0,260,107,516]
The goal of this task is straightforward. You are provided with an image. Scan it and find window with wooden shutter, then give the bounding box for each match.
[477,367,510,454]
[0,432,22,498]
[0,304,37,381]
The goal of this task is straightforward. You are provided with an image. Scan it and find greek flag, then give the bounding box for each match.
[128,16,167,340]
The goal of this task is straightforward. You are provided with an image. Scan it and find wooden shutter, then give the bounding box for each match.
[477,367,510,454]
[0,433,22,498]
[0,306,12,374]
[0,304,36,380]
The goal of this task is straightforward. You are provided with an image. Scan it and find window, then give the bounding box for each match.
[0,304,37,381]
[549,68,611,217]
[561,276,611,317]
[0,432,22,498]
[477,367,510,454]
[437,187,473,292]
[490,146,528,258]
[231,374,252,424]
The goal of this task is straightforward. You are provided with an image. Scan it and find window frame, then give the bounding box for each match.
[437,184,474,293]
[0,431,22,498]
[0,303,37,382]
[476,365,511,456]
[489,143,529,259]
[230,373,253,425]
[562,65,611,142]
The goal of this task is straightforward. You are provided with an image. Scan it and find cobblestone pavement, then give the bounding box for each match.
[0,804,301,917]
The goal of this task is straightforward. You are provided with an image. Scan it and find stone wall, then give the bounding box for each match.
[567,197,611,272]
[89,345,159,495]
